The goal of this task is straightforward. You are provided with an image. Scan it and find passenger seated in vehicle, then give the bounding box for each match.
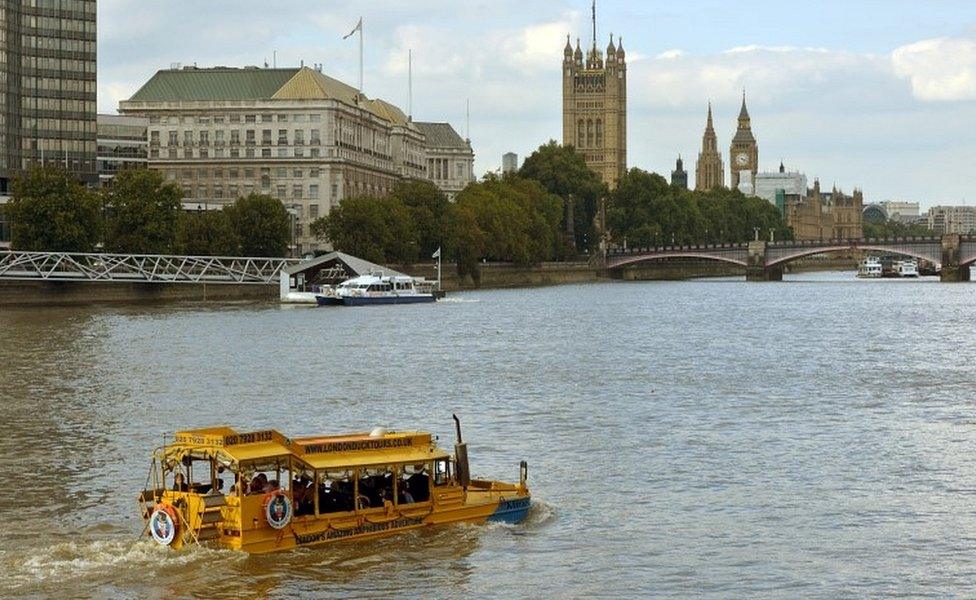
[173,472,188,492]
[249,473,268,495]
[407,468,430,502]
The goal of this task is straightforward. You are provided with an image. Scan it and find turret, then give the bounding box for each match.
[616,37,625,62]
[574,38,583,66]
[564,35,573,62]
[607,34,616,59]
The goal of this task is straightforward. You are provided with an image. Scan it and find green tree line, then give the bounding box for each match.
[5,166,292,256]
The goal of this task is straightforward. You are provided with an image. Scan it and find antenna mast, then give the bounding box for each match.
[408,49,413,119]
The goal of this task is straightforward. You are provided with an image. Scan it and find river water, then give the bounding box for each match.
[1,272,976,598]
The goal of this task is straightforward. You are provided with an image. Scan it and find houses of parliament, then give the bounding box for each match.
[560,5,861,239]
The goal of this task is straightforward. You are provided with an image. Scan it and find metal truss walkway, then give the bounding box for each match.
[0,251,300,285]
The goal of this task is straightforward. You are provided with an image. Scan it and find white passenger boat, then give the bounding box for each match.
[857,257,882,278]
[894,259,919,278]
[316,274,436,306]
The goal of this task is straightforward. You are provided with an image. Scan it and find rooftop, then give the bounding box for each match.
[414,122,469,149]
[126,66,411,126]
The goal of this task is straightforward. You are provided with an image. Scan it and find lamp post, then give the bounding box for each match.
[754,226,760,241]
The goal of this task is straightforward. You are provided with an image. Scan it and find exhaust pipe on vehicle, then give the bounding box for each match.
[452,413,470,489]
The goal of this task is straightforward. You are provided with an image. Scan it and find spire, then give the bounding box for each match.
[564,34,572,56]
[574,38,582,62]
[591,0,597,50]
[706,101,714,131]
[739,90,750,121]
[607,33,616,55]
[779,161,785,173]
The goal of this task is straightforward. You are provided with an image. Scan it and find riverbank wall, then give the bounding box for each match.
[0,257,859,306]
[0,280,276,306]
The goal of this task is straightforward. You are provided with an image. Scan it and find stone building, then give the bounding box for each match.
[97,114,148,185]
[119,65,429,255]
[413,121,474,200]
[927,206,976,234]
[784,179,864,240]
[562,23,627,189]
[670,156,688,189]
[0,0,98,193]
[695,104,724,191]
[729,93,758,194]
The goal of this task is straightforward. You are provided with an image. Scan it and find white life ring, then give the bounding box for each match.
[149,504,178,546]
[263,491,293,530]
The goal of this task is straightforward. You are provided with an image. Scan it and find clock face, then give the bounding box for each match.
[736,153,749,166]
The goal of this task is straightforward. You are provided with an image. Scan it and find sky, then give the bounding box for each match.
[98,1,976,208]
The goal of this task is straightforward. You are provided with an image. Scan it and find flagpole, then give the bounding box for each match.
[437,251,442,291]
[359,18,364,92]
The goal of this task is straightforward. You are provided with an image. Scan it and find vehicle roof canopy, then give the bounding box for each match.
[166,427,446,471]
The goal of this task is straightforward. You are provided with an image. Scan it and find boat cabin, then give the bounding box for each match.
[141,420,530,553]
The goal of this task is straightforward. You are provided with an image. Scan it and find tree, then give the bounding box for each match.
[392,179,450,258]
[863,219,931,239]
[310,195,419,264]
[225,194,291,257]
[174,210,240,256]
[6,166,101,252]
[102,169,183,254]
[519,141,608,251]
[606,168,791,247]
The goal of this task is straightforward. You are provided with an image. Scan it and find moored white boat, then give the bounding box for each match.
[316,274,436,306]
[857,257,882,278]
[894,259,919,278]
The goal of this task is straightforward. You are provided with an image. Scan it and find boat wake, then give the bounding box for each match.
[2,538,238,592]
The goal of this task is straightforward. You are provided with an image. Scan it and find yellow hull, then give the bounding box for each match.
[150,483,530,554]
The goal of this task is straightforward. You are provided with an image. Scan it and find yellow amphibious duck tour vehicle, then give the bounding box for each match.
[139,415,530,553]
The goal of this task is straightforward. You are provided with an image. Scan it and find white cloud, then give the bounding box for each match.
[892,35,976,101]
[656,49,684,60]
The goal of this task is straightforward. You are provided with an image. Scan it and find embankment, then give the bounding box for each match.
[0,280,276,306]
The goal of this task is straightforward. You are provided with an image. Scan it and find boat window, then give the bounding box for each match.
[434,459,451,487]
[292,468,315,516]
[241,461,290,496]
[401,463,430,503]
[317,470,355,514]
[174,454,228,495]
[358,466,394,509]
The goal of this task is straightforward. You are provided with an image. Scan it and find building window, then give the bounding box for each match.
[276,185,286,198]
[200,131,210,145]
[310,148,320,158]
[230,130,240,144]
[245,115,256,123]
[295,148,304,157]
[294,130,304,145]
[310,129,321,144]
[293,168,302,178]
[262,148,271,158]
[150,130,160,145]
[230,148,240,158]
[277,114,288,123]
[184,130,193,145]
[277,167,287,178]
[595,119,603,147]
[245,148,255,158]
[277,148,287,157]
[262,130,272,145]
[309,185,319,199]
[293,184,303,199]
[310,168,320,178]
[168,131,178,146]
[309,203,319,218]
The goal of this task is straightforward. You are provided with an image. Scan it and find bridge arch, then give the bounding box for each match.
[765,244,940,268]
[608,252,748,270]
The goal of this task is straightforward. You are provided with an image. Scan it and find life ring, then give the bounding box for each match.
[149,502,179,546]
[263,491,293,530]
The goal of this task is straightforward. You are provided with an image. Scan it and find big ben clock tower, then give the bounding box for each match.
[729,92,758,193]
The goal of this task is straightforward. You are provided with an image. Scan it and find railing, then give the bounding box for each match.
[0,251,300,285]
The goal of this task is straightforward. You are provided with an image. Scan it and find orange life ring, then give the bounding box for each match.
[149,502,179,546]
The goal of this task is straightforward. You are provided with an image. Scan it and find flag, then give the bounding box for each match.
[343,17,362,40]
[432,247,441,259]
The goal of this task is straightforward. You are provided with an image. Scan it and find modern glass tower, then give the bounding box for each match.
[0,0,97,194]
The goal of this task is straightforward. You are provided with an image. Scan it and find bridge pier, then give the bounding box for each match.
[746,241,782,282]
[940,234,971,282]
[746,265,783,282]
